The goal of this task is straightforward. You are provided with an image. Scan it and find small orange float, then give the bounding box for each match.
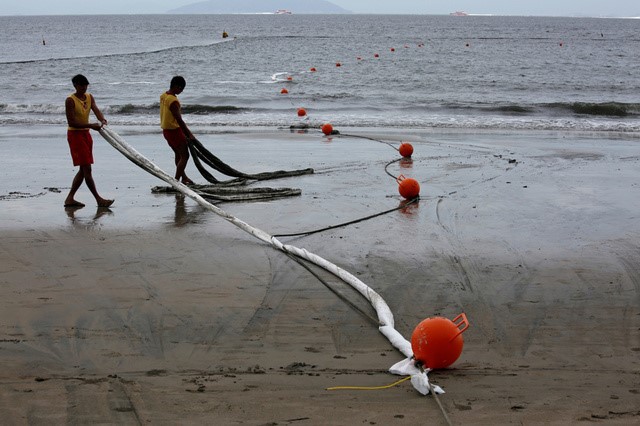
[399,142,413,158]
[397,175,420,199]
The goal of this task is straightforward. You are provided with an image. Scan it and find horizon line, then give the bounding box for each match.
[2,12,639,19]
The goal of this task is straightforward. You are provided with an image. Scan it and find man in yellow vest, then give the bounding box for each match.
[160,76,195,185]
[64,74,114,208]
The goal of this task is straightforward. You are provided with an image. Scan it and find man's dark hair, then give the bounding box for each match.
[170,76,186,89]
[71,74,90,86]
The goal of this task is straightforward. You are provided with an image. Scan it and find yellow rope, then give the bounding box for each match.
[326,376,411,391]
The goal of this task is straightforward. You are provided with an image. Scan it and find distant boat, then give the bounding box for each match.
[450,11,469,16]
[275,9,292,15]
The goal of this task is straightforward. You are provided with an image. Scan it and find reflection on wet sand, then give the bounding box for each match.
[399,158,413,169]
[65,205,113,228]
[398,198,420,216]
[171,194,207,227]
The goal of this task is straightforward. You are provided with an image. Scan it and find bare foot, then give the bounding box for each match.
[97,199,114,208]
[64,200,85,208]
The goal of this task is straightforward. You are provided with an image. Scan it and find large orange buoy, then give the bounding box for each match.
[280,88,289,94]
[399,142,413,158]
[321,123,333,135]
[397,175,420,199]
[411,313,469,369]
[297,108,307,117]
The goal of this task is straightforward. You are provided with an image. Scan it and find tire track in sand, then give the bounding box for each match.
[432,151,543,357]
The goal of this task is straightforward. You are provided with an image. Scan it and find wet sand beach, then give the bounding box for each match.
[1,125,639,424]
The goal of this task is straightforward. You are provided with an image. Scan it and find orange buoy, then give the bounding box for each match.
[374,53,379,58]
[399,142,413,158]
[465,42,470,47]
[297,108,307,117]
[280,88,289,94]
[336,62,341,67]
[321,123,333,135]
[287,76,293,81]
[356,56,362,60]
[390,47,395,52]
[397,175,420,199]
[559,42,563,47]
[310,67,317,72]
[411,313,469,369]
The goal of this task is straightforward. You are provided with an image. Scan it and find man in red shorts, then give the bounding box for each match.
[160,76,195,185]
[64,74,114,208]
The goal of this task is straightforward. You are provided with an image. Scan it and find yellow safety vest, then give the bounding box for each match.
[67,93,92,130]
[160,92,180,129]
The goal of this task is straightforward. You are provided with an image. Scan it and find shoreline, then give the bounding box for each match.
[1,126,639,423]
[4,121,640,139]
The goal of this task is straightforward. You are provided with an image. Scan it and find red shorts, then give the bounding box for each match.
[163,128,187,151]
[67,130,94,166]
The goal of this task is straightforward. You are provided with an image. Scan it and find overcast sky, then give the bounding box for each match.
[3,0,639,17]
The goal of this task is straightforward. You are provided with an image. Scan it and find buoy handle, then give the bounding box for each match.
[449,313,469,341]
[397,174,405,184]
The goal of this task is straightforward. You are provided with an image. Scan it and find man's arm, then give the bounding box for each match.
[169,101,194,139]
[90,94,108,126]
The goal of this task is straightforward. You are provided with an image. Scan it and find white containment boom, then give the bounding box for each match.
[99,126,440,395]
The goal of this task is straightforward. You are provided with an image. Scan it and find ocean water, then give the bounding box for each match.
[1,14,639,132]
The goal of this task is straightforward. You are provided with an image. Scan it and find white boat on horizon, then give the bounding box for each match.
[275,9,292,15]
[450,11,469,16]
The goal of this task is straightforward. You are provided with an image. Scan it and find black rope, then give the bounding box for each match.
[188,137,314,181]
[189,137,253,178]
[340,133,399,151]
[283,251,380,326]
[384,158,402,180]
[188,141,222,183]
[273,197,419,238]
[339,134,410,181]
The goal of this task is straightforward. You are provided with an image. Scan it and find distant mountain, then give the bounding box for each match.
[168,0,351,14]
